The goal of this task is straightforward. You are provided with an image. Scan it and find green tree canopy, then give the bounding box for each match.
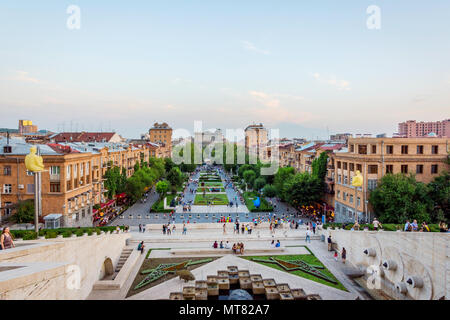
[243,170,257,188]
[273,166,296,201]
[284,172,323,207]
[156,180,169,195]
[12,200,34,224]
[253,177,266,192]
[167,167,183,188]
[427,171,450,222]
[262,184,277,198]
[369,173,433,223]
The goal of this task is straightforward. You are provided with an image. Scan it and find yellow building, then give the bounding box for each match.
[149,123,172,158]
[333,137,450,223]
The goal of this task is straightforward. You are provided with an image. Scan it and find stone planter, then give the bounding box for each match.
[252,280,265,295]
[238,270,250,278]
[229,274,239,285]
[217,270,229,278]
[265,287,279,300]
[291,288,307,300]
[207,283,219,296]
[169,292,184,300]
[195,281,207,289]
[182,286,195,300]
[239,277,252,289]
[217,277,230,290]
[250,274,262,282]
[195,288,208,300]
[306,294,322,300]
[279,292,294,300]
[263,279,276,287]
[277,283,291,293]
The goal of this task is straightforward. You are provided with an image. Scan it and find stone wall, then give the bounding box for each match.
[0,232,131,300]
[321,228,449,300]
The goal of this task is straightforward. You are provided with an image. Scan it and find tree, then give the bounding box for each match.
[134,161,140,173]
[149,157,165,179]
[253,177,266,192]
[427,171,450,222]
[312,152,328,181]
[126,176,145,203]
[12,200,34,224]
[156,180,169,196]
[273,166,295,201]
[104,167,125,199]
[263,184,277,198]
[243,170,257,189]
[369,174,432,223]
[167,167,183,188]
[284,173,323,207]
[164,158,176,173]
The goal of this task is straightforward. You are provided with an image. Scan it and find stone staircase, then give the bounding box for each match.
[115,247,133,274]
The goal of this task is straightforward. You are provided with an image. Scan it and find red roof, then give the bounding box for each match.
[52,132,117,143]
[46,143,80,154]
[320,143,346,151]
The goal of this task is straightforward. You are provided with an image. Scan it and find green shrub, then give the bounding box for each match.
[62,230,72,238]
[45,231,58,239]
[22,231,37,240]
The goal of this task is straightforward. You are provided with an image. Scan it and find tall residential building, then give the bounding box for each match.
[245,123,268,159]
[398,119,450,138]
[330,133,352,142]
[333,137,450,224]
[18,120,38,134]
[149,122,172,158]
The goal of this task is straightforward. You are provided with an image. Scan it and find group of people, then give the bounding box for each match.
[230,221,252,235]
[211,240,245,254]
[270,240,281,248]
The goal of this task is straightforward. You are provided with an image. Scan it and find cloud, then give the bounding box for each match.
[241,41,270,55]
[247,91,313,125]
[14,71,41,84]
[313,73,351,91]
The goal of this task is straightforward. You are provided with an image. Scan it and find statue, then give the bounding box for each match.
[253,197,261,209]
[25,146,44,172]
[351,170,363,187]
[176,269,195,282]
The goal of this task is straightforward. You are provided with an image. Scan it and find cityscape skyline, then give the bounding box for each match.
[1,1,449,139]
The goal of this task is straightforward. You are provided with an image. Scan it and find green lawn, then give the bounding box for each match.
[243,192,274,212]
[241,253,347,291]
[151,194,178,212]
[197,187,225,192]
[194,193,229,205]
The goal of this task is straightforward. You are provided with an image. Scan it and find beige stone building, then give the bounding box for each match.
[245,123,268,160]
[149,122,172,158]
[333,137,450,223]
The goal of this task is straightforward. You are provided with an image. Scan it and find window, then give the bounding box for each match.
[349,195,353,204]
[67,165,71,180]
[368,165,378,174]
[401,145,408,154]
[338,175,342,184]
[358,145,367,155]
[350,145,354,153]
[356,164,362,172]
[371,145,377,154]
[344,176,348,185]
[3,184,12,194]
[417,145,424,154]
[4,202,12,215]
[416,165,423,174]
[401,165,408,174]
[357,197,361,208]
[3,166,11,176]
[431,165,438,174]
[431,145,439,154]
[343,192,347,201]
[368,179,377,190]
[337,161,341,169]
[80,163,84,176]
[386,165,393,174]
[26,171,33,176]
[50,166,60,175]
[386,145,393,154]
[343,162,348,170]
[50,183,61,193]
[337,190,341,199]
[26,184,34,194]
[74,164,78,178]
[349,163,354,171]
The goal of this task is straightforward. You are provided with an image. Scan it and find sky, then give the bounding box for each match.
[0,0,449,139]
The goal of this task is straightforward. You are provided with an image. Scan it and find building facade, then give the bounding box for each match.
[398,119,450,138]
[245,124,268,160]
[333,137,450,223]
[149,122,172,158]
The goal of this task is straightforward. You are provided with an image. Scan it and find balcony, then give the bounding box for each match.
[50,174,60,182]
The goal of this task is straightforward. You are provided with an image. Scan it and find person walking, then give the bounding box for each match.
[223,223,227,235]
[139,224,142,233]
[137,241,145,254]
[305,228,311,243]
[327,235,332,251]
[0,227,15,250]
[373,218,381,231]
[341,247,347,264]
[182,224,187,235]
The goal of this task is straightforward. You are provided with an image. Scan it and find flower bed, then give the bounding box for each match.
[194,194,229,205]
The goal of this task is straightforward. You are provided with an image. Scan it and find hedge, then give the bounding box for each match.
[10,226,125,241]
[323,223,441,232]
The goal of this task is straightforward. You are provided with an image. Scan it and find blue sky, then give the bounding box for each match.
[0,0,449,139]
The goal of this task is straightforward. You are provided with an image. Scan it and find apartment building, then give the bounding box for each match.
[149,122,172,158]
[398,119,450,138]
[334,137,450,223]
[0,137,154,227]
[245,124,268,160]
